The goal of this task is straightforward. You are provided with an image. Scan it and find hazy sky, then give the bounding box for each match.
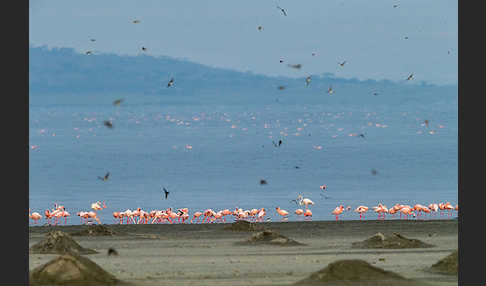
[29,0,457,85]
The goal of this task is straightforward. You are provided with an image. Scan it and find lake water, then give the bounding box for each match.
[29,92,458,224]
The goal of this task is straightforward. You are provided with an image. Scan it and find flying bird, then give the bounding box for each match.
[90,39,96,42]
[327,86,334,95]
[358,133,366,138]
[167,78,175,88]
[107,248,118,256]
[311,52,316,56]
[98,172,110,181]
[278,86,286,90]
[260,179,268,185]
[393,4,399,8]
[113,99,124,106]
[288,64,302,69]
[103,120,114,129]
[141,47,147,51]
[133,20,140,24]
[371,169,378,175]
[279,59,284,63]
[258,26,263,31]
[163,187,170,199]
[372,91,379,96]
[276,5,287,16]
[86,51,93,55]
[305,76,311,87]
[404,36,409,40]
[339,61,346,67]
[406,73,414,81]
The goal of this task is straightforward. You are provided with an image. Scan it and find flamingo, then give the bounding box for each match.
[257,208,266,222]
[332,205,344,221]
[276,207,289,218]
[297,195,315,209]
[295,209,304,216]
[191,211,203,223]
[355,206,369,220]
[303,209,313,218]
[29,210,43,224]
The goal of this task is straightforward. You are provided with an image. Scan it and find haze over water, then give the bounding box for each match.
[29,92,457,224]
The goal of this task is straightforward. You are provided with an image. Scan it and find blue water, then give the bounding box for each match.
[29,93,458,224]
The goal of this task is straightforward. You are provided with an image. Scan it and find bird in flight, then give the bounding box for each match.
[258,26,263,31]
[404,36,409,40]
[133,20,140,24]
[406,73,414,81]
[358,133,366,138]
[311,52,316,56]
[276,5,287,16]
[141,47,147,51]
[278,86,286,90]
[167,78,175,88]
[372,91,379,96]
[272,140,283,147]
[338,60,346,67]
[371,169,378,175]
[288,64,302,69]
[107,248,118,256]
[305,76,311,87]
[260,179,268,185]
[113,99,124,106]
[103,120,114,129]
[163,187,170,199]
[90,39,96,42]
[393,4,399,8]
[279,59,284,63]
[86,51,93,55]
[98,172,110,181]
[327,86,334,95]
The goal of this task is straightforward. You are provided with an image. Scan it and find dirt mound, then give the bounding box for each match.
[71,225,117,236]
[224,220,265,232]
[237,230,305,246]
[295,259,417,286]
[30,230,98,255]
[352,232,434,249]
[428,250,458,275]
[29,252,118,286]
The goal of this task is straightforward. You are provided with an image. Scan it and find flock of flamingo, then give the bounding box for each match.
[29,197,458,226]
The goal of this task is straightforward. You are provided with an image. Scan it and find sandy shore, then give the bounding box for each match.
[29,219,458,286]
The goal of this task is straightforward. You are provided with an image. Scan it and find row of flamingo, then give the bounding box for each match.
[29,200,458,225]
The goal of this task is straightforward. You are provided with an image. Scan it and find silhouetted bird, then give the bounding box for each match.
[90,39,96,42]
[276,5,287,16]
[295,166,300,169]
[305,76,311,87]
[258,26,263,31]
[107,248,118,256]
[260,179,268,185]
[133,20,140,24]
[279,59,284,63]
[372,92,379,96]
[358,133,366,138]
[279,140,282,146]
[104,121,114,129]
[393,4,399,8]
[327,86,334,94]
[113,99,124,106]
[404,36,409,40]
[167,78,174,88]
[163,187,170,199]
[98,172,110,181]
[141,47,147,51]
[288,64,302,69]
[339,61,346,67]
[278,86,286,90]
[371,169,378,175]
[86,51,93,55]
[311,52,316,56]
[406,73,414,81]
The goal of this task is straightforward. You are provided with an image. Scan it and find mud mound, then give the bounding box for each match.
[295,259,417,286]
[29,252,118,286]
[30,231,98,255]
[352,232,434,249]
[428,250,458,275]
[224,220,265,232]
[71,225,117,236]
[237,230,305,246]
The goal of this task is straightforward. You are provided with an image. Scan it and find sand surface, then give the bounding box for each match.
[29,220,458,286]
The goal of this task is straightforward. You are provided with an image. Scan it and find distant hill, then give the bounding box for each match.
[29,45,456,105]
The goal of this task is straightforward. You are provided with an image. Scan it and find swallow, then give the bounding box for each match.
[103,120,114,129]
[276,5,287,16]
[260,179,268,185]
[339,61,346,67]
[167,78,174,88]
[305,76,311,87]
[288,64,302,69]
[163,187,170,199]
[279,59,284,63]
[107,248,118,256]
[133,20,140,24]
[406,73,414,81]
[113,99,124,106]
[98,172,110,181]
[86,51,93,55]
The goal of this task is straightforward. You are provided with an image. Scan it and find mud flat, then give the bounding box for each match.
[29,219,458,286]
